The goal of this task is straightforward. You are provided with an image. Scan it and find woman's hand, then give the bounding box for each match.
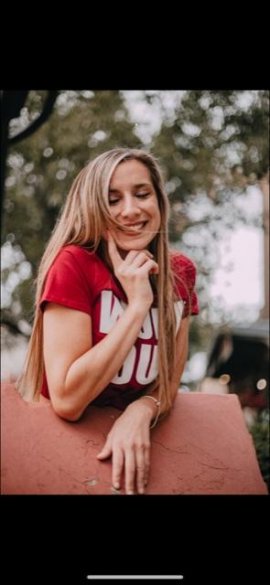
[107,231,158,309]
[96,399,154,494]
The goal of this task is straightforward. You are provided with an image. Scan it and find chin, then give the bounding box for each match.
[116,237,152,251]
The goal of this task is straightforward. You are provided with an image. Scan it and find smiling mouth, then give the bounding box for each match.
[119,221,148,234]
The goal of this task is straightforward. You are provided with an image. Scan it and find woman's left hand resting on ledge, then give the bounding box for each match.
[97,398,154,495]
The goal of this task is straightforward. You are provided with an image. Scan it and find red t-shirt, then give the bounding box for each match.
[40,245,199,409]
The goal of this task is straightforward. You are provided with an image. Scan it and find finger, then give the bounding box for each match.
[138,258,159,275]
[135,447,146,495]
[124,249,154,266]
[129,252,155,269]
[122,250,142,266]
[112,448,124,490]
[96,436,112,460]
[125,449,136,495]
[143,443,151,487]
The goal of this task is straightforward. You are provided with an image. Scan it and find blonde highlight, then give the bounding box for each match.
[17,148,178,415]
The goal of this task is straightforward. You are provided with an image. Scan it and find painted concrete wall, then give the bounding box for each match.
[1,382,267,495]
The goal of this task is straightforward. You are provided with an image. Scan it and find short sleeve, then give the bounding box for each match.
[170,252,199,318]
[40,248,93,315]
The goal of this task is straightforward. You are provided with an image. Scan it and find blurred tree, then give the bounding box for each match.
[1,90,141,333]
[1,90,269,337]
[149,90,268,235]
[1,90,58,229]
[149,90,269,327]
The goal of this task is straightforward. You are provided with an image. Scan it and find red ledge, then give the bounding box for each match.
[1,382,267,495]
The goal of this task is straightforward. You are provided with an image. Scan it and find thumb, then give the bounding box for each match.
[97,437,112,460]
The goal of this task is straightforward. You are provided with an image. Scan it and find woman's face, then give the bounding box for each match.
[107,159,161,254]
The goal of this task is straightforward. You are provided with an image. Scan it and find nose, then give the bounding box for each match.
[120,195,141,219]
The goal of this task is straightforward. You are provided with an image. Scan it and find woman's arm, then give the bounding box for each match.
[43,236,158,422]
[44,303,152,421]
[44,301,150,422]
[97,316,190,494]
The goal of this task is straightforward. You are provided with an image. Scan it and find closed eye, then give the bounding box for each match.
[109,198,120,205]
[109,192,151,205]
[135,192,150,198]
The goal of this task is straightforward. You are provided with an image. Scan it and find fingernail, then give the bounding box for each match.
[139,488,144,495]
[127,491,134,495]
[113,483,120,490]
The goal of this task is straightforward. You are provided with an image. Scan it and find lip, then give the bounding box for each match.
[122,221,147,228]
[120,221,148,231]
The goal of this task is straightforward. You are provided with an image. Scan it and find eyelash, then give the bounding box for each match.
[109,193,150,205]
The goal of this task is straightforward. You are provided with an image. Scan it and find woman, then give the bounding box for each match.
[17,148,199,494]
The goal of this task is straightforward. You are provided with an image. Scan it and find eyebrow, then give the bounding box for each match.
[109,182,152,193]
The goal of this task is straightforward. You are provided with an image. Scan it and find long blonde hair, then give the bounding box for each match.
[17,148,178,413]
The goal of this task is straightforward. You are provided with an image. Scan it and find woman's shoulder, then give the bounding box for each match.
[47,245,105,283]
[61,244,95,257]
[170,249,199,314]
[55,244,100,266]
[169,249,197,274]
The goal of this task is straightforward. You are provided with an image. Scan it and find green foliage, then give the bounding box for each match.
[3,90,141,323]
[151,90,269,238]
[149,90,269,325]
[250,409,270,491]
[2,90,269,332]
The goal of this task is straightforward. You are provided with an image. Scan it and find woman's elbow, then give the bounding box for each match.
[51,396,83,422]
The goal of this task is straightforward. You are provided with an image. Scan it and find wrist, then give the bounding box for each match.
[127,397,154,422]
[138,394,161,421]
[127,300,152,317]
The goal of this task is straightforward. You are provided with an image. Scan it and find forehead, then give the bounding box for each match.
[109,159,152,189]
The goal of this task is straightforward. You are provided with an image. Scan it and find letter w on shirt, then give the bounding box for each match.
[99,290,183,386]
[99,291,158,385]
[99,290,156,340]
